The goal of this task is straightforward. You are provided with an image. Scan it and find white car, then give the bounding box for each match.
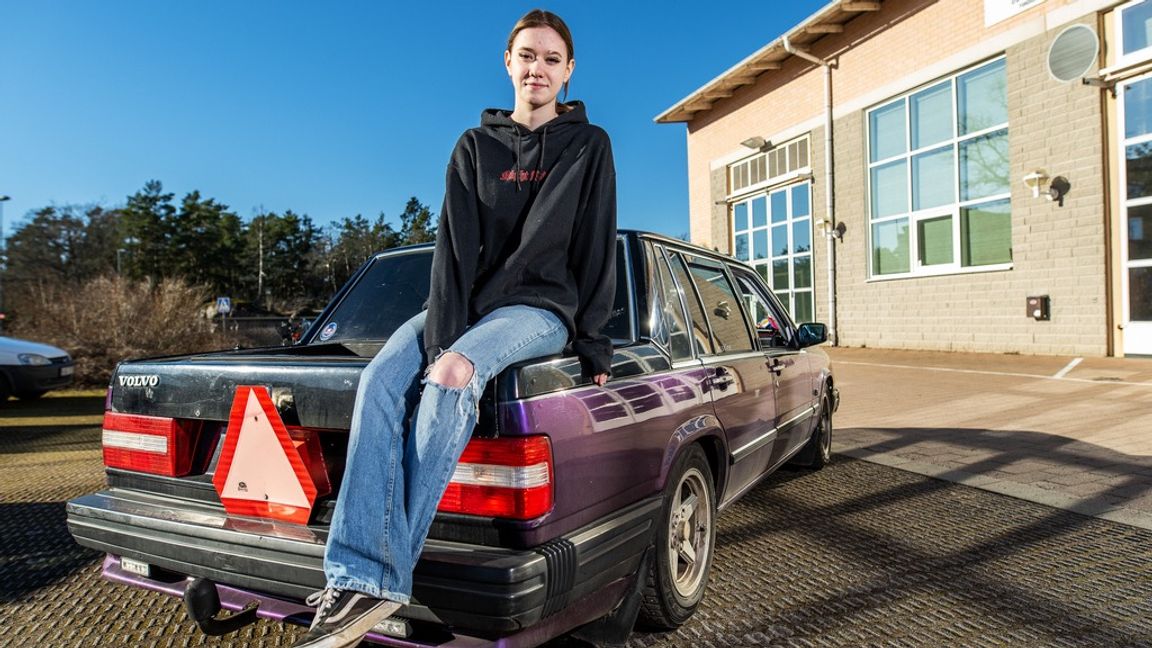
[0,335,74,401]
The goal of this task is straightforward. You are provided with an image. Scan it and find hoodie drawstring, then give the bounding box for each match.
[536,126,548,188]
[515,132,523,191]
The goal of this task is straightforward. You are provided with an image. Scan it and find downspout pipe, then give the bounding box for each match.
[783,36,838,345]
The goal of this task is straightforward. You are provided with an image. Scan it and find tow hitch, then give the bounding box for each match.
[183,577,260,635]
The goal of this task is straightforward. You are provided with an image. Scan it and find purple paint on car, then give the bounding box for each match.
[67,232,838,646]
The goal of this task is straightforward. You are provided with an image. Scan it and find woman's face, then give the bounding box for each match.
[504,26,574,110]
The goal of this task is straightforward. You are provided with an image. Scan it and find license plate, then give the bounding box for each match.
[372,616,412,638]
[60,366,74,377]
[120,556,150,577]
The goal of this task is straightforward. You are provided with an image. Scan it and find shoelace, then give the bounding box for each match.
[305,588,339,620]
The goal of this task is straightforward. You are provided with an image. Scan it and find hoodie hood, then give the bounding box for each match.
[479,100,589,131]
[479,102,590,190]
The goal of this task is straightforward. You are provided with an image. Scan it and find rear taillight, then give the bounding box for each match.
[437,435,553,520]
[101,412,200,477]
[286,426,333,498]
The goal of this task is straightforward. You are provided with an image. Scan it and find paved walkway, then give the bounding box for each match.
[827,347,1152,530]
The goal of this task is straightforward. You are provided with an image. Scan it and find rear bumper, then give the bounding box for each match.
[67,488,660,640]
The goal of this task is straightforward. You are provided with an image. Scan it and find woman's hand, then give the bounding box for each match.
[592,373,609,387]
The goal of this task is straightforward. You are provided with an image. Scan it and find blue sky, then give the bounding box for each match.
[0,1,824,239]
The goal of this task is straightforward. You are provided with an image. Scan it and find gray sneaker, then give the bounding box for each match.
[292,588,402,648]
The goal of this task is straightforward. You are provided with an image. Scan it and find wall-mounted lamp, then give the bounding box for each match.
[740,136,772,151]
[818,219,846,240]
[1022,170,1072,206]
[1047,176,1071,206]
[1022,170,1050,198]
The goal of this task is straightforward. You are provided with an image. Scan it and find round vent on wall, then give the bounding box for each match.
[1047,23,1100,82]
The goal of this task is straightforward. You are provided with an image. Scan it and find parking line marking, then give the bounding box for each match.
[1052,357,1083,379]
[834,360,1152,388]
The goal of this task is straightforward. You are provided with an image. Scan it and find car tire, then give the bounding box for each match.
[16,390,47,400]
[791,391,832,470]
[0,375,11,403]
[638,444,716,630]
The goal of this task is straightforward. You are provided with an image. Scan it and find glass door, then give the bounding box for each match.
[1119,74,1152,355]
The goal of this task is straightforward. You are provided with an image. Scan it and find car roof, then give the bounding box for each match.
[373,230,729,262]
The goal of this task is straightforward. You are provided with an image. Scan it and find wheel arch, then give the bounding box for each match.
[659,414,728,502]
[694,434,727,504]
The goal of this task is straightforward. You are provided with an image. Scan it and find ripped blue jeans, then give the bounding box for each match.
[323,305,568,603]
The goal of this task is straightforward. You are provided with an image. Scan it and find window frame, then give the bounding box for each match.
[680,254,756,356]
[1117,0,1152,68]
[730,180,815,322]
[726,135,812,199]
[1116,72,1152,327]
[650,243,700,362]
[729,264,797,351]
[865,56,1013,281]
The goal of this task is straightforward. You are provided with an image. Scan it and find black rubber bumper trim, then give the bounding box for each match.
[66,489,660,634]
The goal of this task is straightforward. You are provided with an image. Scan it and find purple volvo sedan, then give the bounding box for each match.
[66,231,837,646]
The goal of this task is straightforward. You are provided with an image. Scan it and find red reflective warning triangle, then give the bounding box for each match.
[213,386,318,524]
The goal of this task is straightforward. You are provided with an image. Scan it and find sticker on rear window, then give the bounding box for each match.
[319,322,338,341]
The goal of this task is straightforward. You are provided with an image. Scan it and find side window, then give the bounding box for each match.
[669,253,716,355]
[653,245,698,360]
[643,242,671,350]
[676,253,756,355]
[602,239,634,343]
[733,269,794,349]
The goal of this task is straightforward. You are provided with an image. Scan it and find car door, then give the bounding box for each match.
[731,267,816,463]
[666,249,781,500]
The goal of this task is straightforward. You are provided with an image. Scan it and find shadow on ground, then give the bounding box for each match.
[1,393,105,418]
[0,500,101,604]
[841,425,1152,512]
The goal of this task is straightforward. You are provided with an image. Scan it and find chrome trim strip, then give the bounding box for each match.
[778,405,817,433]
[731,428,778,462]
[730,405,816,463]
[700,351,766,363]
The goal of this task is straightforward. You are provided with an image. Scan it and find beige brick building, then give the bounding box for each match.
[658,0,1152,357]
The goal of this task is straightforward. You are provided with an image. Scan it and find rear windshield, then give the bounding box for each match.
[309,241,633,346]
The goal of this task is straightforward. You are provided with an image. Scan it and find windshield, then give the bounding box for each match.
[309,241,633,346]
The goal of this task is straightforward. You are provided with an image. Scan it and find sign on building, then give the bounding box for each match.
[985,0,1045,26]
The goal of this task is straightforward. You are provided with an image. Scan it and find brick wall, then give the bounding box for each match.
[682,0,1099,253]
[678,0,1114,355]
[832,17,1108,355]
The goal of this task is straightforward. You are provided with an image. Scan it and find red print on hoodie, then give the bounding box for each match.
[500,169,548,183]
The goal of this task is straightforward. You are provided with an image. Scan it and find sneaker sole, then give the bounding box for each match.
[294,601,403,648]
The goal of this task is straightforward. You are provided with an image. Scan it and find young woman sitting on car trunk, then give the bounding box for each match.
[292,9,617,648]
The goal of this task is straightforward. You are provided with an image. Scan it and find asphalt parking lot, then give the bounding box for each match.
[3,354,1152,647]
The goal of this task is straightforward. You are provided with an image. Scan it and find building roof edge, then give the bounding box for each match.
[654,0,883,124]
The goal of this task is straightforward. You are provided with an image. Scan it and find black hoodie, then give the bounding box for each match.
[425,101,617,376]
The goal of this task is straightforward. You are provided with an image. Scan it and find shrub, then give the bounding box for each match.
[8,276,262,387]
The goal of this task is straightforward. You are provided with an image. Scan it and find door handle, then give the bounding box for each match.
[767,359,784,375]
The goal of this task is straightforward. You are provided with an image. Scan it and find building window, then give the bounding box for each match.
[1120,0,1152,63]
[731,182,813,322]
[728,136,810,194]
[1118,72,1152,354]
[866,57,1011,278]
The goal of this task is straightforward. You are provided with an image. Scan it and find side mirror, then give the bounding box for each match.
[796,322,827,348]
